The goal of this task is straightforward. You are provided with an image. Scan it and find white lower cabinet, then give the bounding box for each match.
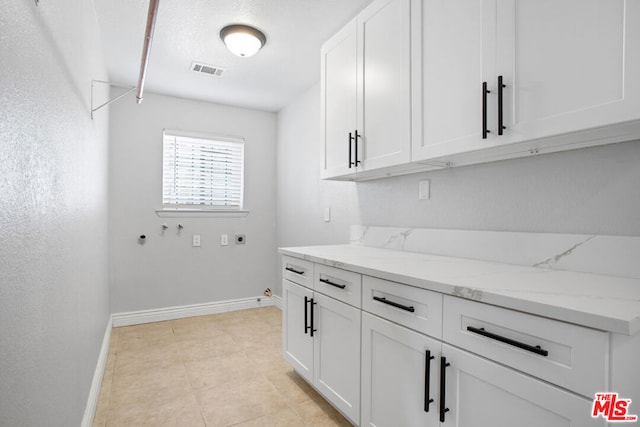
[282,279,361,424]
[282,279,314,383]
[282,256,620,427]
[442,343,603,427]
[361,311,603,427]
[313,292,361,423]
[361,312,440,426]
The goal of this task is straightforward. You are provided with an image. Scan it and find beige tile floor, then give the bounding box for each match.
[93,306,352,426]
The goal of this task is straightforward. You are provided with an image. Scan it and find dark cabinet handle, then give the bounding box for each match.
[498,75,506,135]
[482,81,490,139]
[319,278,346,289]
[285,266,304,275]
[354,130,361,166]
[440,357,450,422]
[424,350,435,412]
[466,326,549,357]
[304,296,310,335]
[310,298,317,337]
[348,132,354,168]
[373,296,415,313]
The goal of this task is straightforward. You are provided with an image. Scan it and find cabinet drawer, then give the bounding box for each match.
[282,256,314,288]
[443,295,608,397]
[363,276,442,339]
[314,264,362,308]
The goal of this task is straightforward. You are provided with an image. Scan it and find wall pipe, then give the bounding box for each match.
[136,0,160,104]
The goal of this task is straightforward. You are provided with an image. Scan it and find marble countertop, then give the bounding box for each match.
[280,244,640,335]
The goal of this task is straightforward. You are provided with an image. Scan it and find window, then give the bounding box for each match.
[162,131,244,211]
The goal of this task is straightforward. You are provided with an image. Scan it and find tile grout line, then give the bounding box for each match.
[173,321,209,427]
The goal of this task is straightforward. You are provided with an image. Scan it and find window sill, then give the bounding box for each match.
[155,209,250,218]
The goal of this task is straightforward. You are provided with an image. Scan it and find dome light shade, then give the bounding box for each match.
[220,25,266,57]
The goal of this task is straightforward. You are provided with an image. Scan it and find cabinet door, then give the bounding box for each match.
[496,0,640,145]
[361,312,440,427]
[282,280,313,383]
[358,0,412,171]
[412,0,490,161]
[313,293,361,425]
[441,344,604,427]
[321,20,358,179]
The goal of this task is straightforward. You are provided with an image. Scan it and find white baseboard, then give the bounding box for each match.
[112,295,279,327]
[81,315,112,427]
[272,293,282,310]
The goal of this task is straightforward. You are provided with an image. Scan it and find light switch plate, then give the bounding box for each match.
[419,180,430,200]
[324,207,331,222]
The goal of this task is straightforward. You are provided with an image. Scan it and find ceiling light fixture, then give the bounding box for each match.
[220,24,266,58]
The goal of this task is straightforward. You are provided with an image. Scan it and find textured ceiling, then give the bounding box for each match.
[94,0,373,112]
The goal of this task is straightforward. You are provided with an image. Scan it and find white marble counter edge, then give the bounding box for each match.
[279,245,640,336]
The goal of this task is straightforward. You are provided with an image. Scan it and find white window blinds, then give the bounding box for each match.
[162,132,244,209]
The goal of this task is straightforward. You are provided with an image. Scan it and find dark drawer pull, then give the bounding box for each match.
[304,296,310,335]
[310,298,317,337]
[482,81,490,139]
[498,75,506,135]
[348,132,354,168]
[319,278,346,289]
[354,129,361,166]
[466,326,549,357]
[285,266,304,275]
[439,356,450,422]
[424,350,435,412]
[373,296,415,313]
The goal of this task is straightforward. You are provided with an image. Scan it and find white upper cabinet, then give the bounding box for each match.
[496,0,639,145]
[321,0,413,179]
[325,0,640,178]
[321,21,358,179]
[412,0,487,160]
[412,0,640,165]
[357,0,412,172]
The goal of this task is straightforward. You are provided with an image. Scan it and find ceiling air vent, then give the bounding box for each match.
[191,62,225,77]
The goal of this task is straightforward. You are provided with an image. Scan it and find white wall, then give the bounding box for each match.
[276,83,361,294]
[354,141,640,234]
[276,83,640,292]
[276,83,361,248]
[109,92,277,313]
[0,1,110,426]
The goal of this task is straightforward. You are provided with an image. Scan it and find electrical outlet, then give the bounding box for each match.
[192,234,201,247]
[220,234,228,246]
